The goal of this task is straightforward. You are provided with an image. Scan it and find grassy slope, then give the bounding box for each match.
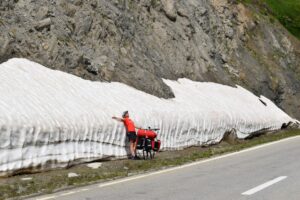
[242,0,300,39]
[265,0,300,39]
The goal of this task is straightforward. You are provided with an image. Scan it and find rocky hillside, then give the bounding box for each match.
[0,0,299,118]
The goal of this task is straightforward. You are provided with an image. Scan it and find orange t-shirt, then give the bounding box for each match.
[123,118,136,132]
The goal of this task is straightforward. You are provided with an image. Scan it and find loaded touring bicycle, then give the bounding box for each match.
[136,127,161,159]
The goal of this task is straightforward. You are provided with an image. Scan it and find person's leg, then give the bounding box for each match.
[133,140,137,156]
[128,133,138,159]
[130,141,135,157]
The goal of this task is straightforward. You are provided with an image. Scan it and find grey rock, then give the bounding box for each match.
[48,35,58,55]
[177,7,189,18]
[222,129,238,145]
[35,6,49,20]
[225,26,234,39]
[0,0,15,10]
[74,12,93,36]
[100,64,115,81]
[82,56,99,75]
[115,14,135,41]
[120,47,128,55]
[161,0,177,21]
[197,7,208,16]
[95,55,108,67]
[21,177,33,181]
[281,121,300,129]
[91,1,97,9]
[87,56,110,76]
[87,65,98,75]
[72,0,83,6]
[60,2,77,17]
[35,18,52,31]
[221,54,228,63]
[240,34,247,42]
[68,172,79,178]
[86,162,102,169]
[0,35,11,56]
[0,0,299,119]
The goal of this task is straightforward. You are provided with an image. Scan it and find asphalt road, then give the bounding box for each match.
[29,136,300,200]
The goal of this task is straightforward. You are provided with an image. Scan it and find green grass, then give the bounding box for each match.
[265,0,300,39]
[0,129,299,200]
[240,0,300,39]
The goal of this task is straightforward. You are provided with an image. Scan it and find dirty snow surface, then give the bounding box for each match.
[0,58,295,175]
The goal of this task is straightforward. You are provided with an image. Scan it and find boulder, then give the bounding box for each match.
[35,6,49,20]
[161,0,177,21]
[35,18,52,31]
[225,26,234,39]
[74,13,93,36]
[68,173,79,178]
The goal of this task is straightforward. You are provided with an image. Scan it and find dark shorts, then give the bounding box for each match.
[127,131,137,142]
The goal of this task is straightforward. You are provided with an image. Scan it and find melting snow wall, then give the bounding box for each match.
[0,58,295,175]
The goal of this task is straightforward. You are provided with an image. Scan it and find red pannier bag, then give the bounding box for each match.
[152,140,161,152]
[137,129,157,139]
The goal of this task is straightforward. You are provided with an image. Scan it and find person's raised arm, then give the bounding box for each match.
[112,116,124,122]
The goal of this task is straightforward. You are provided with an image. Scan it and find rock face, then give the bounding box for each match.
[0,58,296,176]
[0,0,300,119]
[161,0,177,21]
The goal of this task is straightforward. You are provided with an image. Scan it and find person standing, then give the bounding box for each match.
[112,111,140,160]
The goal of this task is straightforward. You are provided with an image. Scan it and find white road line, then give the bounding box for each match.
[98,136,299,188]
[59,191,77,196]
[79,188,89,192]
[242,176,287,195]
[35,196,56,200]
[35,188,90,199]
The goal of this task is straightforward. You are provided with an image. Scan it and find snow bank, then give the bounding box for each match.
[0,58,295,175]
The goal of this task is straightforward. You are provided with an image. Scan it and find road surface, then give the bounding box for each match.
[28,136,300,200]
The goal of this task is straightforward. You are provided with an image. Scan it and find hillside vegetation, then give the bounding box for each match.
[242,0,300,39]
[266,0,300,39]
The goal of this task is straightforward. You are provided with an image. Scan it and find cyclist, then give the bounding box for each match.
[112,111,141,160]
